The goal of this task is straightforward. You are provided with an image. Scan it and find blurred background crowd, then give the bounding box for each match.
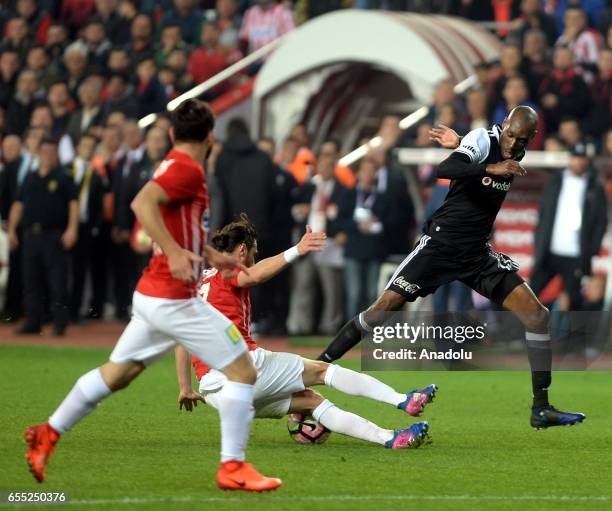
[0,0,610,337]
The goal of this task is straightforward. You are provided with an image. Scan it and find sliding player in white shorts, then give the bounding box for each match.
[175,214,436,449]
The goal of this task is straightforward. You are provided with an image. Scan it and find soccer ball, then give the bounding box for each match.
[287,413,331,444]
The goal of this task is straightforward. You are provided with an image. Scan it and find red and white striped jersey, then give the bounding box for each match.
[239,3,295,53]
[192,267,257,380]
[136,149,210,299]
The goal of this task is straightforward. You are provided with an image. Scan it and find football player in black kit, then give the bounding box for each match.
[318,106,585,429]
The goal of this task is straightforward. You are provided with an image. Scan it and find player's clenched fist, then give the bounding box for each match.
[486,160,526,177]
[297,225,327,256]
[167,248,203,281]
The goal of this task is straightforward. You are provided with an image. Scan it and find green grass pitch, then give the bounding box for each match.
[1,343,611,511]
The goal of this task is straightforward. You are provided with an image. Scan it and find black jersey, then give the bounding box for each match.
[425,125,523,251]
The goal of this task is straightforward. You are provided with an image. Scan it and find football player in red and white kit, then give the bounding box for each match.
[175,215,435,449]
[24,99,282,492]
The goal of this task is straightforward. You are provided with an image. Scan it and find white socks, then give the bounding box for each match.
[324,364,405,407]
[48,368,112,434]
[216,381,255,463]
[313,399,393,445]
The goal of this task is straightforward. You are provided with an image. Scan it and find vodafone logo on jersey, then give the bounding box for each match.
[482,176,511,191]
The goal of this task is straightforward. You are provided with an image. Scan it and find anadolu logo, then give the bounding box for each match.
[481,176,511,191]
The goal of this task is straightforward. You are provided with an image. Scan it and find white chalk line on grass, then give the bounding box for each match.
[2,494,611,507]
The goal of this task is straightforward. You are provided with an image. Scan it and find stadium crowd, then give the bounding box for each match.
[0,0,610,336]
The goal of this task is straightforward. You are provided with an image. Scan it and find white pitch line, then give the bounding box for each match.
[2,494,611,508]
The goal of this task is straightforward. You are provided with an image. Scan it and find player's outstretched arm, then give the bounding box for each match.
[131,182,202,282]
[236,226,326,288]
[174,346,204,412]
[429,124,461,149]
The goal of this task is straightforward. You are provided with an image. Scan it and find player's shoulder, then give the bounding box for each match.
[201,267,219,283]
[464,127,491,143]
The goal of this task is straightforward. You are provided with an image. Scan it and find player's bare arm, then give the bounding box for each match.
[131,181,202,282]
[486,159,527,177]
[175,346,205,412]
[236,226,326,288]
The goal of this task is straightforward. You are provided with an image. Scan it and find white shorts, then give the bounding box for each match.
[200,348,306,418]
[110,291,247,369]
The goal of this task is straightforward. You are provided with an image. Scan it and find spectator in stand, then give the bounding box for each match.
[0,134,25,322]
[1,17,33,61]
[584,47,611,142]
[215,117,280,333]
[47,82,73,140]
[44,22,69,65]
[286,123,316,185]
[100,72,139,123]
[6,69,41,136]
[135,56,167,116]
[239,0,295,55]
[539,46,590,133]
[544,135,567,151]
[216,0,242,52]
[0,49,20,108]
[187,22,229,97]
[158,0,204,46]
[257,135,299,334]
[92,0,131,46]
[83,19,112,68]
[67,133,105,323]
[166,47,193,91]
[488,44,528,107]
[465,88,489,129]
[522,28,551,100]
[25,44,59,90]
[63,41,89,99]
[474,62,491,91]
[287,140,349,336]
[107,48,131,74]
[66,78,104,146]
[157,65,180,100]
[8,138,78,336]
[555,4,602,82]
[59,0,96,35]
[155,24,187,67]
[509,0,557,46]
[492,75,546,149]
[531,141,607,310]
[15,0,52,46]
[558,117,584,148]
[339,156,391,319]
[126,14,155,64]
[117,126,168,241]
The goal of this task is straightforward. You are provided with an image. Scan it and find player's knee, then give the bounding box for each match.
[303,389,325,413]
[529,305,550,332]
[313,361,330,385]
[102,362,145,392]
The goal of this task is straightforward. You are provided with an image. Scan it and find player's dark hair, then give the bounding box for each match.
[211,213,258,253]
[170,98,215,143]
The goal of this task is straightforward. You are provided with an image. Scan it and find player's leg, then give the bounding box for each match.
[302,359,436,417]
[25,305,173,482]
[176,300,280,491]
[289,390,429,449]
[502,283,585,428]
[318,236,435,362]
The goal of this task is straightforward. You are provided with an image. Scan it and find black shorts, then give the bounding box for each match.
[385,235,524,305]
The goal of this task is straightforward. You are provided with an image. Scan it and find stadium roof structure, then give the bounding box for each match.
[253,10,501,151]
